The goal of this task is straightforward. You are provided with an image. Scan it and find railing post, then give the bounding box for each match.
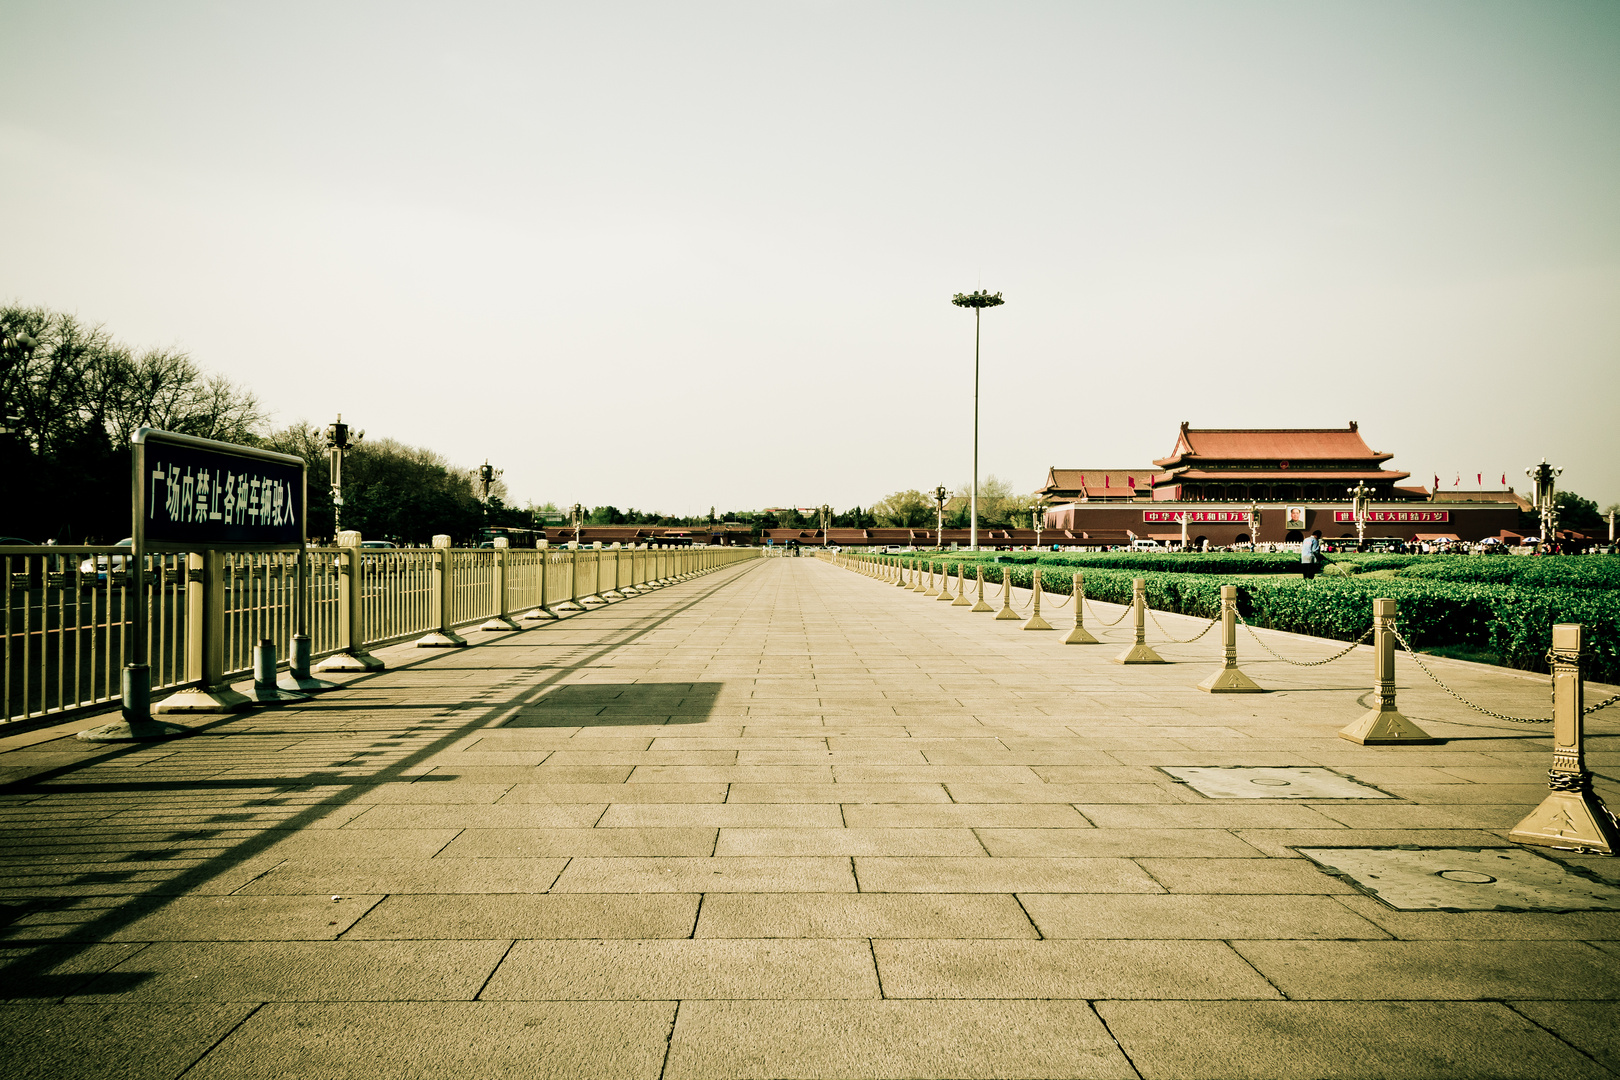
[153,549,254,713]
[1113,577,1166,664]
[1023,566,1053,630]
[1198,584,1261,692]
[972,565,993,612]
[1339,597,1433,743]
[1065,571,1099,644]
[523,541,560,620]
[605,545,628,599]
[481,537,520,630]
[581,547,609,606]
[315,531,384,672]
[1510,623,1619,854]
[417,535,469,647]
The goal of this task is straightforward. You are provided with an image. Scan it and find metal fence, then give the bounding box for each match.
[2,542,758,729]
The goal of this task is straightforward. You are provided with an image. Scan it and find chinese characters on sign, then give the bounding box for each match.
[139,433,305,546]
[1333,510,1450,523]
[1142,511,1249,523]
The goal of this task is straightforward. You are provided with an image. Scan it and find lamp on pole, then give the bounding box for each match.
[0,323,36,440]
[932,485,950,549]
[325,414,362,536]
[1346,481,1374,548]
[1033,496,1047,550]
[1247,500,1261,550]
[478,460,502,532]
[819,504,831,547]
[951,289,1005,552]
[1527,459,1562,544]
[571,502,584,547]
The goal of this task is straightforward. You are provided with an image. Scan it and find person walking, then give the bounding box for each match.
[1300,530,1324,581]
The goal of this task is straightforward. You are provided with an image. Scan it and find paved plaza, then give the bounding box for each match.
[3,556,1619,1079]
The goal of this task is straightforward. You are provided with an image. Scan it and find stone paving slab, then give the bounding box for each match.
[2,556,1619,1078]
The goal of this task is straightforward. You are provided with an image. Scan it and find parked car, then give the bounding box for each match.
[79,538,133,583]
[1129,539,1161,550]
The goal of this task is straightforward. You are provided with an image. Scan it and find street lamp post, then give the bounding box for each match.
[1033,496,1047,550]
[478,460,502,533]
[1527,459,1562,545]
[325,415,362,537]
[571,503,584,547]
[820,504,831,547]
[1347,481,1374,548]
[951,290,1005,552]
[932,485,949,549]
[1247,500,1261,550]
[0,323,37,440]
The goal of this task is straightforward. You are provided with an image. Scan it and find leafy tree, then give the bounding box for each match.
[953,475,1032,528]
[871,489,934,527]
[1555,491,1604,535]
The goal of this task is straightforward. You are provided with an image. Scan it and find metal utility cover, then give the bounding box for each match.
[1298,847,1620,912]
[1161,766,1392,800]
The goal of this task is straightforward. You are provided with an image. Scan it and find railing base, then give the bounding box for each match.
[1338,707,1437,744]
[479,616,521,632]
[603,590,627,600]
[246,682,312,704]
[521,607,560,621]
[415,631,469,648]
[581,596,609,607]
[280,672,341,693]
[1198,665,1264,693]
[315,650,385,673]
[76,718,195,743]
[152,687,256,713]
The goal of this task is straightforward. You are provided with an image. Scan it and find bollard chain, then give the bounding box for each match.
[1085,598,1130,626]
[1387,624,1553,724]
[1235,612,1372,667]
[1147,607,1220,644]
[1583,693,1620,716]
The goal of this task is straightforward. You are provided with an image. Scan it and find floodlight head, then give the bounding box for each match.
[951,290,1005,309]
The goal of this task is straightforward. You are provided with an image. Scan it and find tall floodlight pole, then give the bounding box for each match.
[951,290,1005,552]
[325,414,362,537]
[932,485,949,548]
[820,504,831,547]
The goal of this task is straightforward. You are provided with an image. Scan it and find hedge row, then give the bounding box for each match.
[882,554,1620,684]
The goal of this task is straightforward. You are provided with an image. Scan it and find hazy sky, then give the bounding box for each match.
[4,1,1617,514]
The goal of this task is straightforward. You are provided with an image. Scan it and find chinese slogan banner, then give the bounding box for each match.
[1142,511,1249,523]
[1332,510,1449,523]
[141,435,304,545]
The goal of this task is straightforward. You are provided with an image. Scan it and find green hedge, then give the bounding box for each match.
[883,553,1620,684]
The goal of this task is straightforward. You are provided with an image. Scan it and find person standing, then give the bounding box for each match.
[1301,530,1324,581]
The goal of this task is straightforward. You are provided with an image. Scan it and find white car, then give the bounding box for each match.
[1129,539,1161,550]
[79,538,133,582]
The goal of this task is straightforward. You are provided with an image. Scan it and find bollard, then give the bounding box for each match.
[417,535,470,647]
[896,558,910,587]
[937,562,956,602]
[1509,624,1619,854]
[1113,578,1166,664]
[1197,585,1262,692]
[154,551,255,712]
[994,566,1019,620]
[481,537,521,630]
[1065,571,1099,645]
[925,561,940,596]
[951,562,972,606]
[1338,597,1434,743]
[249,638,310,702]
[316,531,385,672]
[972,566,993,612]
[1023,567,1053,630]
[912,559,928,593]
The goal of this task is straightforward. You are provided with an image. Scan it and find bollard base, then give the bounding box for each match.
[479,616,521,632]
[1198,665,1264,693]
[415,631,469,648]
[1338,707,1437,744]
[152,687,255,714]
[314,650,385,673]
[280,672,340,693]
[1064,626,1101,645]
[995,607,1020,621]
[971,598,994,612]
[1023,615,1054,631]
[1113,643,1167,664]
[1509,790,1620,855]
[77,718,195,742]
[936,592,955,602]
[951,594,972,607]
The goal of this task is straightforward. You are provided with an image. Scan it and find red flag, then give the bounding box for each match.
[1104,475,1110,489]
[1501,474,1506,485]
[1127,475,1136,488]
[1433,475,1440,491]
[1453,475,1460,486]
[1477,473,1482,486]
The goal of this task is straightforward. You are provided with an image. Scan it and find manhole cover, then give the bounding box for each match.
[1298,848,1620,911]
[1160,766,1392,800]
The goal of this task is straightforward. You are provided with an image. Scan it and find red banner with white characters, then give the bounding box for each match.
[1333,510,1449,523]
[1143,511,1250,523]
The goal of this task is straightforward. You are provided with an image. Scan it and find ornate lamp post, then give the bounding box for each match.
[1247,500,1261,550]
[1346,481,1374,548]
[1033,496,1047,549]
[933,485,950,548]
[571,502,584,546]
[1527,459,1562,544]
[325,415,362,536]
[951,289,1005,552]
[0,323,36,440]
[478,460,502,532]
[819,504,831,547]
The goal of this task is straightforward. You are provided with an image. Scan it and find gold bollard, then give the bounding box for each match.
[925,561,940,596]
[1113,578,1166,664]
[972,566,993,612]
[1065,571,1099,644]
[995,565,1020,620]
[937,562,956,602]
[898,558,912,587]
[1509,624,1619,854]
[1023,567,1053,630]
[952,562,972,606]
[1197,585,1262,692]
[1339,598,1435,744]
[912,559,928,593]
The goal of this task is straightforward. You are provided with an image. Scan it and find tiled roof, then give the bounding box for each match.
[1154,423,1391,466]
[1170,469,1410,482]
[1041,468,1157,494]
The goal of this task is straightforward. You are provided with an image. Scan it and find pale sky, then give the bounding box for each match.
[4,1,1617,514]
